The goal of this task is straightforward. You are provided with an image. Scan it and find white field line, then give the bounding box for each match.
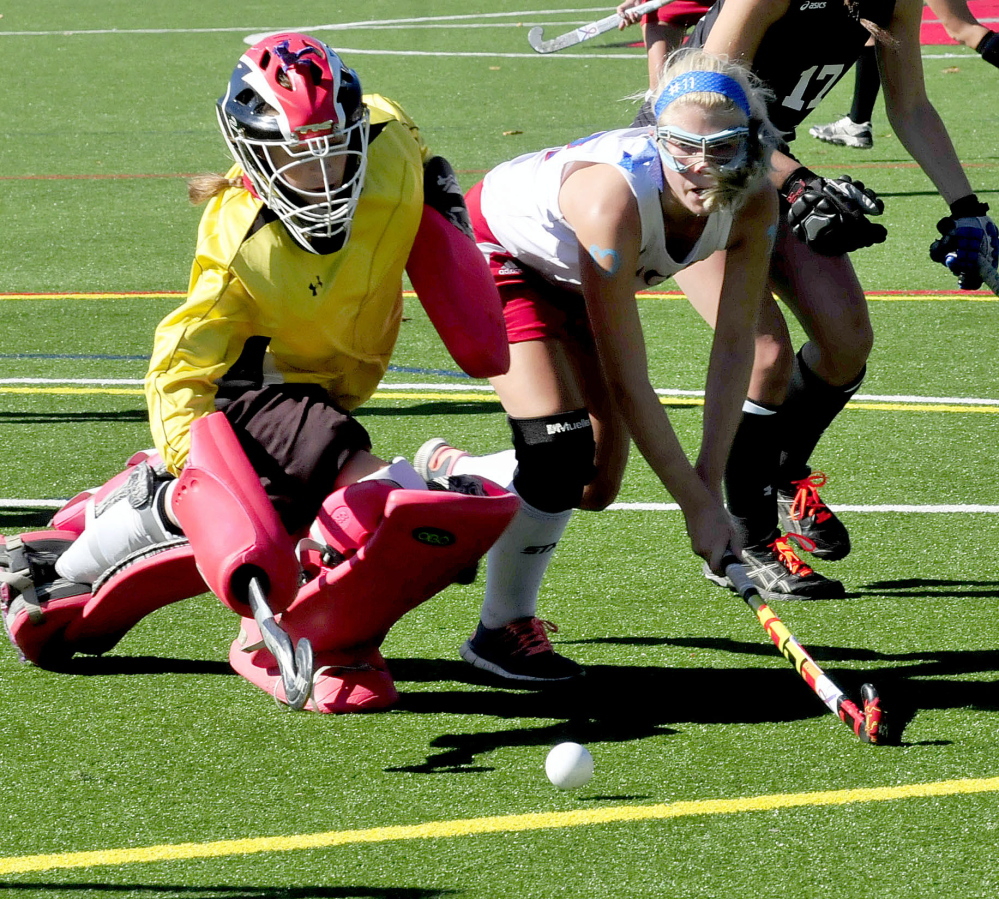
[0,8,608,38]
[605,503,999,513]
[3,497,997,513]
[4,378,999,408]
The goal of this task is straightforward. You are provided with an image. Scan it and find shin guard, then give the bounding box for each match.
[229,479,518,712]
[2,531,204,667]
[171,413,299,616]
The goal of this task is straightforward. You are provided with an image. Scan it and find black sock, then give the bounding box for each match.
[777,350,865,487]
[977,30,999,69]
[725,402,781,547]
[849,45,881,124]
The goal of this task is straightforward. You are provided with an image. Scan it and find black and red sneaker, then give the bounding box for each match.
[460,617,583,682]
[777,471,851,561]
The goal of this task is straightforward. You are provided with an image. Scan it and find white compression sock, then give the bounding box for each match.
[478,497,572,629]
[451,448,568,628]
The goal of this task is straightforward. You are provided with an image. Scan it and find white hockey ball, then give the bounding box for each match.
[545,742,594,790]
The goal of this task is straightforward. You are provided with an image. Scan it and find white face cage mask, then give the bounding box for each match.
[219,107,370,253]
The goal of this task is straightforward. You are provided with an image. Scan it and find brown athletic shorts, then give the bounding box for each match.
[218,384,372,534]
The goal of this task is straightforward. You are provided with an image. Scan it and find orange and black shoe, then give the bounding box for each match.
[777,471,851,561]
[704,530,845,601]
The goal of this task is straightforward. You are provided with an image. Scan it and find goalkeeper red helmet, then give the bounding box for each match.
[217,33,368,252]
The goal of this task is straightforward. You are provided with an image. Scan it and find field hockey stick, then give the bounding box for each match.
[528,0,673,53]
[978,256,999,296]
[247,575,314,710]
[721,553,882,744]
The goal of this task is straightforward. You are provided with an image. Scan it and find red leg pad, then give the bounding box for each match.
[405,204,510,379]
[283,483,519,653]
[171,413,299,615]
[229,617,398,713]
[63,542,205,654]
[313,480,396,555]
[2,532,205,667]
[2,532,91,667]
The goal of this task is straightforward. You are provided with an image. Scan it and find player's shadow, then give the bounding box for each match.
[386,655,841,774]
[355,400,503,418]
[851,577,999,599]
[0,509,57,530]
[0,409,148,424]
[43,655,234,677]
[387,635,999,769]
[0,885,454,898]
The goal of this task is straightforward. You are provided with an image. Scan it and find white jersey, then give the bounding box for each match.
[478,128,733,292]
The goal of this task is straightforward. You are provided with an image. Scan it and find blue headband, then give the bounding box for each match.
[653,71,752,119]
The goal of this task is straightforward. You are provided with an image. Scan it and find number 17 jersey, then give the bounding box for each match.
[689,0,896,141]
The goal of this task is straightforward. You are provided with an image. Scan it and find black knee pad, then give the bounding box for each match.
[508,411,596,513]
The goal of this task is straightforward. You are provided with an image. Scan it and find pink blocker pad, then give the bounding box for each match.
[281,484,519,653]
[171,413,299,615]
[405,204,510,379]
[229,618,398,713]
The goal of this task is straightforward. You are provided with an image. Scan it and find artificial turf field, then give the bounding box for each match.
[2,2,999,897]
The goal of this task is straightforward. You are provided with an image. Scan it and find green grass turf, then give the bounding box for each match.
[3,3,999,897]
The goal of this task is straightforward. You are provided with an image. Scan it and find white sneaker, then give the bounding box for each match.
[808,116,874,149]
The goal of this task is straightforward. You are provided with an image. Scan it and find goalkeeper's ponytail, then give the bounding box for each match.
[187,173,245,205]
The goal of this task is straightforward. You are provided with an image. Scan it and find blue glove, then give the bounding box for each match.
[929,196,999,290]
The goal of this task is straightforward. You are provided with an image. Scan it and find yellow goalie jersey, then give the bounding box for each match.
[147,94,428,474]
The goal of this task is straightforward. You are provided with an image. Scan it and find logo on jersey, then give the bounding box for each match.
[546,419,592,437]
[800,1,826,9]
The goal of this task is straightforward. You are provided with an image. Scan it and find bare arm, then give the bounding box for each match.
[559,164,736,567]
[699,0,790,62]
[879,0,974,204]
[695,183,779,494]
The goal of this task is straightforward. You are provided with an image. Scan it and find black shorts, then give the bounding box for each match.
[218,384,372,534]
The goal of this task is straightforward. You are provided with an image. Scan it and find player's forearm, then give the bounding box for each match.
[886,101,974,205]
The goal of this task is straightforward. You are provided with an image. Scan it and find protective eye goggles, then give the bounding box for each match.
[655,124,750,174]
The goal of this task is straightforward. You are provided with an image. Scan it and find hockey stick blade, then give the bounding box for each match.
[527,0,673,53]
[247,576,313,710]
[722,553,881,744]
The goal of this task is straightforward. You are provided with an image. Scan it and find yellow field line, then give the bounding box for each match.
[3,387,997,415]
[3,775,998,875]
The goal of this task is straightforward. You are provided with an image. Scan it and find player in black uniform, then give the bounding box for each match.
[810,0,999,149]
[639,0,997,600]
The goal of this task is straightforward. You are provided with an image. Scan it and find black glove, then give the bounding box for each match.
[781,168,887,256]
[928,195,999,291]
